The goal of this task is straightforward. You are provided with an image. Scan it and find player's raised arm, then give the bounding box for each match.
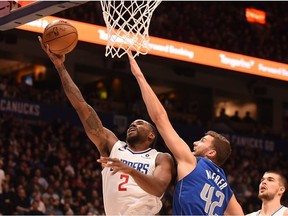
[127,51,196,171]
[38,36,117,155]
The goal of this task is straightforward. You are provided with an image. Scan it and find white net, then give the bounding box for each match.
[100,0,162,58]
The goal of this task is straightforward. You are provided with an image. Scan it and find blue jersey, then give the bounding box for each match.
[173,157,233,215]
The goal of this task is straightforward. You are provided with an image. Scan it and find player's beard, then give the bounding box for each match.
[193,148,210,157]
[126,134,140,147]
[258,191,274,201]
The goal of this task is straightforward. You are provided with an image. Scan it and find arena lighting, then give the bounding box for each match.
[245,8,266,25]
[0,1,88,31]
[16,16,288,82]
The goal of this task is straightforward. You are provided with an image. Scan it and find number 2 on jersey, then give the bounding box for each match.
[200,183,225,215]
[118,174,129,191]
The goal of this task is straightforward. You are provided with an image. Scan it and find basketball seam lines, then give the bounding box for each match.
[44,32,77,44]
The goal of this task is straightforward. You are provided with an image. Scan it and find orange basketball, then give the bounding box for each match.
[43,20,78,55]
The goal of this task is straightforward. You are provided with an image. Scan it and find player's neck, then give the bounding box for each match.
[260,199,283,216]
[127,145,151,152]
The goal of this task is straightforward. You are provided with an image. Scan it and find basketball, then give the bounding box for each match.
[42,20,78,55]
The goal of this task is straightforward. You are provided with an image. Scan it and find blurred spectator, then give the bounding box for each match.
[31,193,46,214]
[230,110,242,123]
[42,186,59,203]
[217,108,230,123]
[28,198,45,215]
[34,168,49,192]
[45,194,63,215]
[2,183,15,215]
[61,202,74,215]
[14,186,30,214]
[243,111,256,124]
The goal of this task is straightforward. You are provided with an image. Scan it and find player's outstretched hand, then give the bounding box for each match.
[127,50,143,78]
[127,49,135,63]
[38,36,65,66]
[97,156,133,175]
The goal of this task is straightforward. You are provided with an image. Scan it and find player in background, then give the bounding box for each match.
[38,37,174,215]
[127,50,244,215]
[246,171,288,216]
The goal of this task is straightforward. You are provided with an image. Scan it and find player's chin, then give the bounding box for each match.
[258,192,267,199]
[126,133,132,139]
[126,134,137,144]
[193,150,199,156]
[127,131,137,138]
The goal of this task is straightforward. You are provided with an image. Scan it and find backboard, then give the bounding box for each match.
[0,1,89,31]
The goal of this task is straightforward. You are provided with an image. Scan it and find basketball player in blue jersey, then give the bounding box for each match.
[127,50,244,215]
[38,37,174,215]
[246,171,288,216]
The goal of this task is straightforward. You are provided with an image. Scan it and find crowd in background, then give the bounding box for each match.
[56,1,288,64]
[55,1,288,140]
[54,1,288,139]
[0,112,105,215]
[1,1,288,215]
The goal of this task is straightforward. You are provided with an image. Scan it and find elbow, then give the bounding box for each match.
[155,190,164,198]
[154,181,169,197]
[155,186,167,197]
[149,188,164,197]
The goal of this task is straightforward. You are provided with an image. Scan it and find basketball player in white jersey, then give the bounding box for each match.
[38,37,174,215]
[246,171,288,216]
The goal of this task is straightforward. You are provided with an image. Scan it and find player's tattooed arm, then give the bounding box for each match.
[85,105,104,137]
[56,64,110,148]
[56,64,105,136]
[55,63,86,109]
[39,36,117,153]
[78,104,113,154]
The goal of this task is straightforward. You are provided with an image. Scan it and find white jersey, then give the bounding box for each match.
[102,140,162,215]
[246,206,288,216]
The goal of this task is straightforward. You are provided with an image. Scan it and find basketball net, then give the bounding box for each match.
[100,0,162,58]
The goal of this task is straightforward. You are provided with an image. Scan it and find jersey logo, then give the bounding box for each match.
[141,153,151,159]
[118,147,125,151]
[120,159,149,174]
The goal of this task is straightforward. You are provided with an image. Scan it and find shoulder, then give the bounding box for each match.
[195,156,204,162]
[283,207,288,216]
[113,140,127,148]
[156,152,174,165]
[198,157,222,169]
[109,140,127,154]
[195,157,212,166]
